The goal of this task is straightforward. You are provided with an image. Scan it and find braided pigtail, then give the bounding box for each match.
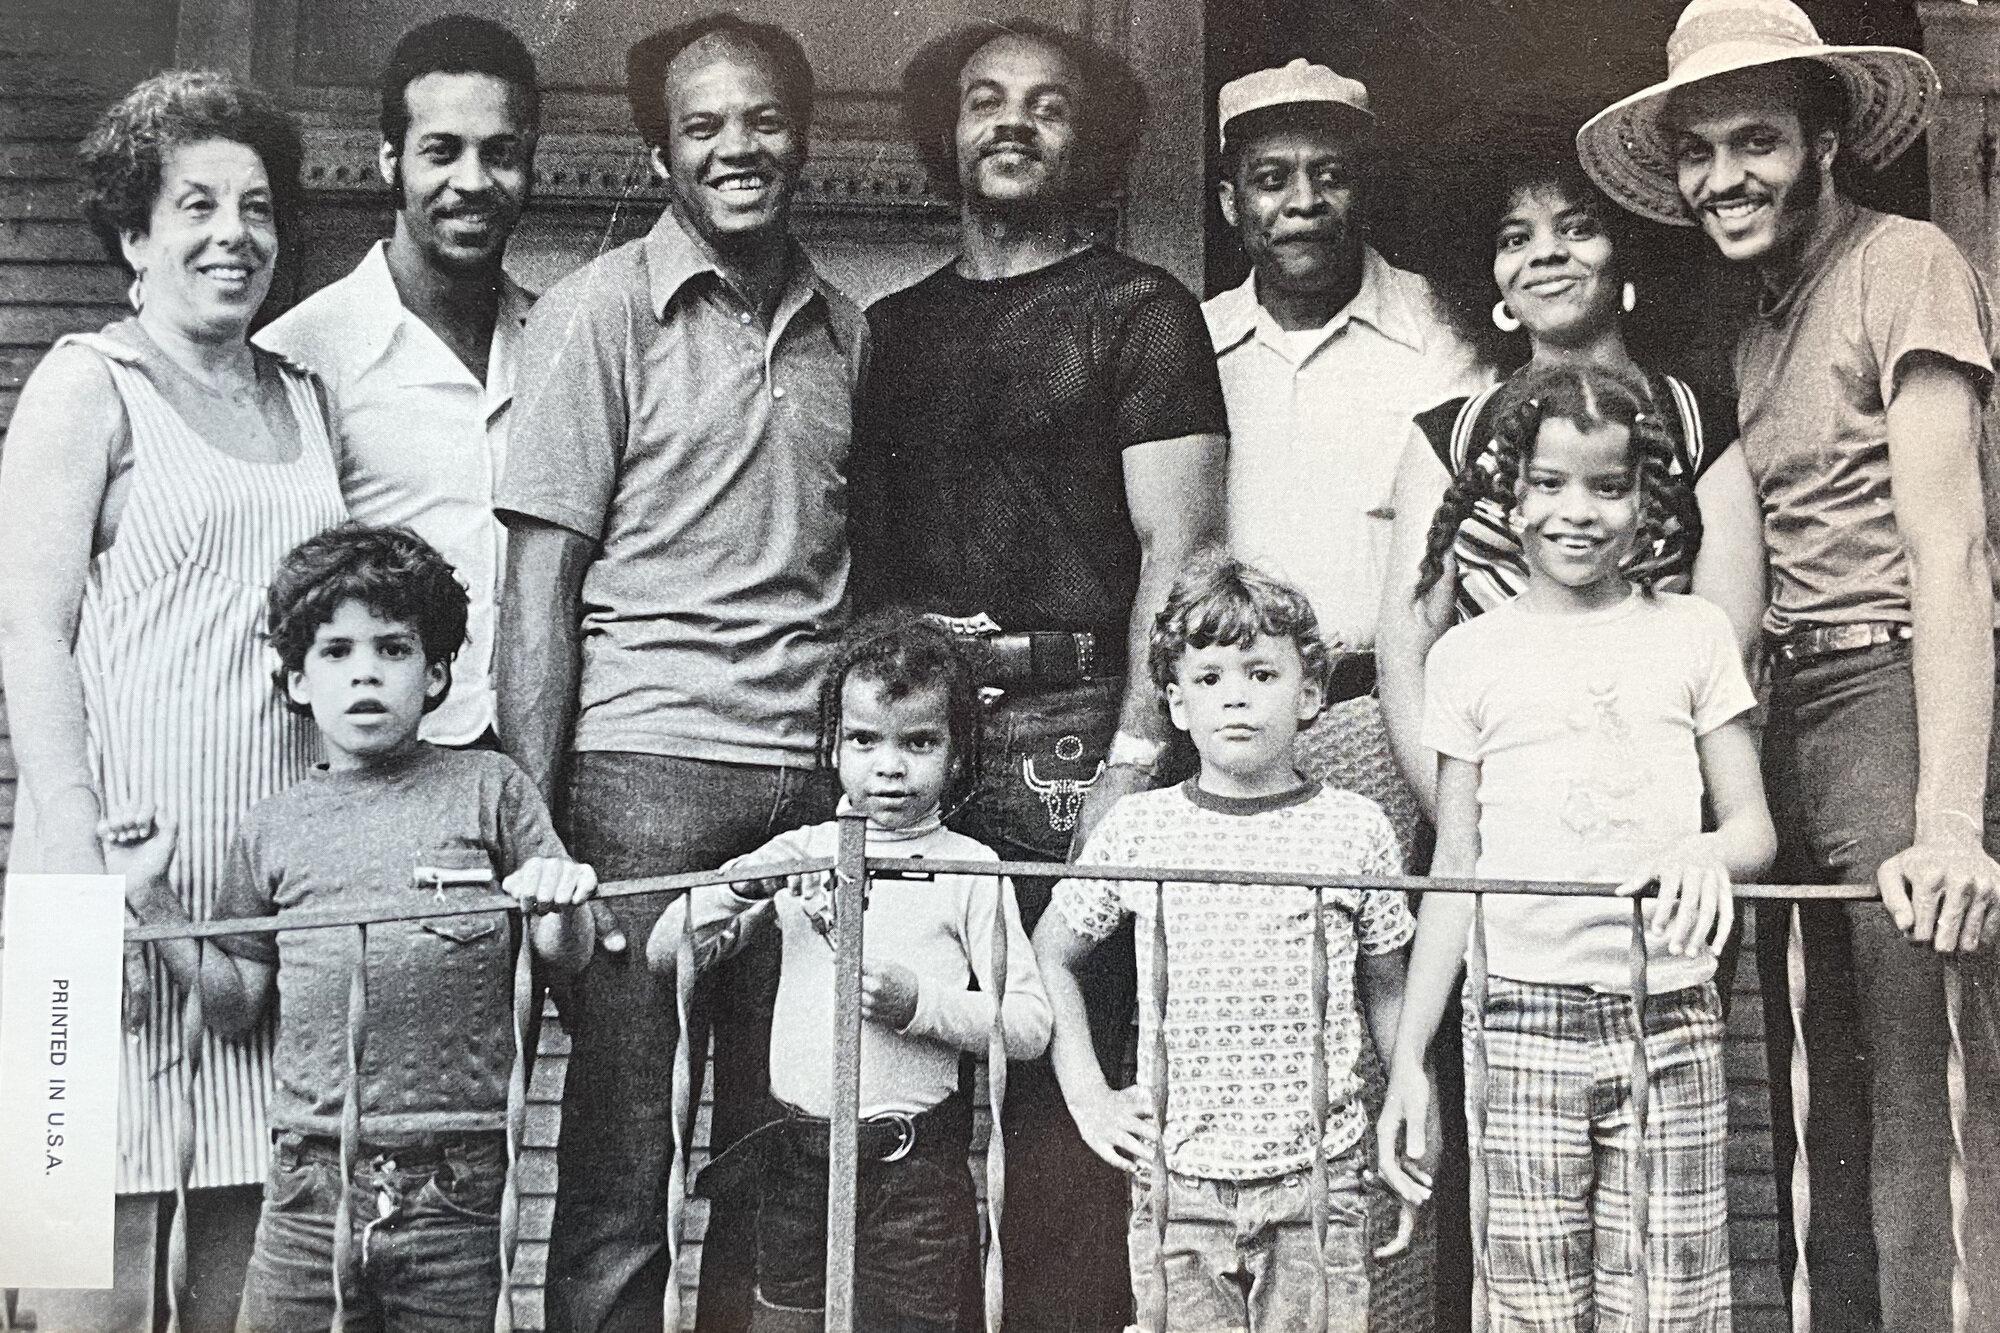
[1625,404,1703,594]
[1413,392,1545,604]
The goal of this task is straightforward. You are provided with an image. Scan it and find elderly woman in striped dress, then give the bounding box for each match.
[0,70,344,1331]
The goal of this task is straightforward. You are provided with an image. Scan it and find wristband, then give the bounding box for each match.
[1105,731,1166,775]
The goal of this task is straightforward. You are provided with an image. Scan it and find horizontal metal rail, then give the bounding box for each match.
[87,846,1906,1333]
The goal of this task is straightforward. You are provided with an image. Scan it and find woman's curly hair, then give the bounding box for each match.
[266,524,470,717]
[816,610,986,810]
[1413,363,1702,604]
[78,69,304,272]
[901,18,1146,205]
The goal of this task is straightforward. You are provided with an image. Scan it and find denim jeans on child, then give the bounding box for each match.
[234,1131,507,1333]
[747,1107,977,1333]
[548,753,836,1333]
[1756,638,2000,1333]
[1125,1144,1371,1333]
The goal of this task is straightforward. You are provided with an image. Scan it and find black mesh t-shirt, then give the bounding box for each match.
[849,247,1227,640]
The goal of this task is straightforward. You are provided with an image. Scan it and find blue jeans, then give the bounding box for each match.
[234,1132,506,1333]
[1126,1149,1371,1333]
[1757,639,2000,1333]
[953,681,1138,1333]
[749,1117,977,1333]
[547,753,836,1333]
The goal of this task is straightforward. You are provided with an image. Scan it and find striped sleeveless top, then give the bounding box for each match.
[1413,368,1733,625]
[54,328,344,1192]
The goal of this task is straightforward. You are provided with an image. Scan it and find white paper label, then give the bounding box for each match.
[0,874,125,1288]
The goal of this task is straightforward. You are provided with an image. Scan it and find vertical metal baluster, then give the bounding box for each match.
[1627,902,1652,1333]
[826,814,868,1333]
[1466,895,1491,1333]
[1149,879,1171,1333]
[663,898,698,1333]
[1307,887,1331,1333]
[983,875,1011,1333]
[165,939,203,1333]
[1785,904,1813,1333]
[1945,961,1970,1333]
[496,915,535,1333]
[331,924,367,1333]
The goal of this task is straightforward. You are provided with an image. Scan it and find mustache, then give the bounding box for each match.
[981,126,1042,158]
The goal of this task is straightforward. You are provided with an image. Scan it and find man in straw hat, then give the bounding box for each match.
[1580,2,2000,1329]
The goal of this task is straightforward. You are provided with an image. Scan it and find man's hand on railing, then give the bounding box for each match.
[1064,1081,1156,1174]
[1616,834,1737,958]
[1879,817,2000,954]
[1374,1058,1436,1258]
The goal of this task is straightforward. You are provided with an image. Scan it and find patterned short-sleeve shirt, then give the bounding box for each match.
[1053,780,1412,1179]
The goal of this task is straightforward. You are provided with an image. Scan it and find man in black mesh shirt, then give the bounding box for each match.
[849,20,1227,1331]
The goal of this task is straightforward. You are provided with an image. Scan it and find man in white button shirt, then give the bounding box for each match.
[1205,61,1489,679]
[260,14,539,747]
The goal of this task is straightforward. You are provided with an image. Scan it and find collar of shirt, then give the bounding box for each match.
[642,205,838,347]
[339,240,530,422]
[1206,246,1427,365]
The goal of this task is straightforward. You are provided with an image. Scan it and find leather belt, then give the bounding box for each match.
[1769,620,1912,664]
[779,1092,971,1166]
[926,615,1123,688]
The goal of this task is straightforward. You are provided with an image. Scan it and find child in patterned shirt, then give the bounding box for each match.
[1034,554,1415,1333]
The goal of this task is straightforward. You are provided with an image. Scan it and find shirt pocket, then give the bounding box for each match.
[413,842,501,946]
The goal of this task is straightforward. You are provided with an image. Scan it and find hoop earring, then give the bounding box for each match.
[127,270,146,314]
[1492,300,1520,333]
[1621,281,1637,314]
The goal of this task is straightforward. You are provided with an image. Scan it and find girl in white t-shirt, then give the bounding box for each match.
[1376,363,1774,1331]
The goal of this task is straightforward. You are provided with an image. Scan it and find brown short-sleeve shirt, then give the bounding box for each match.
[1736,206,1997,637]
[497,208,866,766]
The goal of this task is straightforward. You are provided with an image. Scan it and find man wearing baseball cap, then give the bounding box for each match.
[1581,3,2000,1328]
[1207,60,1488,702]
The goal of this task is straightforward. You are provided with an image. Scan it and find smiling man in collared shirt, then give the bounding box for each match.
[494,16,863,1333]
[1205,61,1489,668]
[259,15,539,748]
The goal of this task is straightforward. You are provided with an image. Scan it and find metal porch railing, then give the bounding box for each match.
[96,810,1974,1333]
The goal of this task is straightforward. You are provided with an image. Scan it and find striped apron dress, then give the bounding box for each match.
[13,328,345,1194]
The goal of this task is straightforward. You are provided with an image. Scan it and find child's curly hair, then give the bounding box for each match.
[266,524,470,717]
[816,610,986,807]
[1147,551,1334,711]
[1413,363,1701,604]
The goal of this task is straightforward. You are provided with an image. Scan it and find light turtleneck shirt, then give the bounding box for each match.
[674,804,1050,1118]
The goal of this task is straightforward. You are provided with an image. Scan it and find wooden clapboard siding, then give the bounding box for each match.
[0,0,179,871]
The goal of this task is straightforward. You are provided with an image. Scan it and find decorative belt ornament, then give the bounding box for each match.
[1021,746,1104,833]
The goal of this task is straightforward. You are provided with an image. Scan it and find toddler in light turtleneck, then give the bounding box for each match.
[648,613,1049,1333]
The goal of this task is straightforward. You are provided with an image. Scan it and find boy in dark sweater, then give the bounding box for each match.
[113,525,597,1332]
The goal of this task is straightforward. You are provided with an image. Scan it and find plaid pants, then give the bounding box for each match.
[1468,977,1730,1333]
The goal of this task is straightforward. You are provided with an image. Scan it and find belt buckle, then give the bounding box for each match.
[926,611,1004,638]
[875,1112,917,1163]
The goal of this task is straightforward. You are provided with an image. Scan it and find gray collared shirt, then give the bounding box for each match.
[497,207,866,767]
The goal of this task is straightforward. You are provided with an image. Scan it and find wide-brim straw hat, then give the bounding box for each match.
[1576,0,1940,226]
